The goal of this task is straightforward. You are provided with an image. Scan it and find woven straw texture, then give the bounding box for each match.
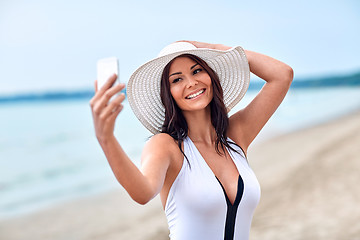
[127,46,250,134]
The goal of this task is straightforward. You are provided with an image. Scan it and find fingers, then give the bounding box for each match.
[99,74,118,92]
[99,93,126,120]
[89,74,125,140]
[94,80,98,93]
[176,40,197,47]
[90,80,125,111]
[91,74,118,102]
[176,40,204,48]
[108,104,123,121]
[96,83,125,109]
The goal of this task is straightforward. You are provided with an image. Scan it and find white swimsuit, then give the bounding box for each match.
[165,137,261,240]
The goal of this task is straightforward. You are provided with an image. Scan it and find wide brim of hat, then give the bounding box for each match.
[126,46,250,134]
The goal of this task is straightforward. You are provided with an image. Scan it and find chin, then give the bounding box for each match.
[181,102,211,112]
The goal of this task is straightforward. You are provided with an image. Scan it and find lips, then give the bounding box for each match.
[185,89,205,99]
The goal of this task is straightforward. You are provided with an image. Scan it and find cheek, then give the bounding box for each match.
[209,86,214,99]
[170,85,182,101]
[206,78,213,98]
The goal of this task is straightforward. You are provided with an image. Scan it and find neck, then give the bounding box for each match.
[182,106,216,145]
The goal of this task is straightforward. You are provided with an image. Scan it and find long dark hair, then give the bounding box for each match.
[160,54,243,164]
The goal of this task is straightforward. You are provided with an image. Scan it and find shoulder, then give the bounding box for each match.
[146,133,178,149]
[142,133,180,161]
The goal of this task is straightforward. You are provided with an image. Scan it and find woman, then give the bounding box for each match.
[90,40,293,240]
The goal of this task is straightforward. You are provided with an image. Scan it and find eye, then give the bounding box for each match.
[193,68,202,75]
[172,77,182,83]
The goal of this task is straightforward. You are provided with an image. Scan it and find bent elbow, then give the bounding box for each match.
[285,65,294,83]
[279,65,293,88]
[131,192,153,205]
[135,197,150,205]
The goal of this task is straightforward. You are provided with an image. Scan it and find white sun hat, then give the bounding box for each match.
[126,41,250,134]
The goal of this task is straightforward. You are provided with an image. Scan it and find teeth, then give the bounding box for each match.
[186,89,205,99]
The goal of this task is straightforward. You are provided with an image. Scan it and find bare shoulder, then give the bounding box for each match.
[145,133,178,150]
[142,133,179,162]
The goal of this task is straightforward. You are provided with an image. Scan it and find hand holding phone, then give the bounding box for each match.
[96,57,119,90]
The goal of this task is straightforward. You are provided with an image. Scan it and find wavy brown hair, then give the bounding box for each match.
[160,54,244,163]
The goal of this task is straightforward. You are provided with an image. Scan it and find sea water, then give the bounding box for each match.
[1,87,360,219]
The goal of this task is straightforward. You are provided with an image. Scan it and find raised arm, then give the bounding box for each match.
[178,40,293,153]
[89,75,171,204]
[229,50,293,152]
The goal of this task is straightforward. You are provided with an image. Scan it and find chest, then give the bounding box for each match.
[175,142,260,215]
[191,142,240,203]
[195,144,239,177]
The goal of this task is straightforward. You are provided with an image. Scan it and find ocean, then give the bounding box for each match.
[1,87,360,219]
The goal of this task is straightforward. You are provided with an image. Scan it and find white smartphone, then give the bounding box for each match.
[96,57,119,90]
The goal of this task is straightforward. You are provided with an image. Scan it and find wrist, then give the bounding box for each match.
[214,44,231,51]
[244,50,252,64]
[98,134,117,148]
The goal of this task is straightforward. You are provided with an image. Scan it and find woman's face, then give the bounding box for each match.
[168,57,213,112]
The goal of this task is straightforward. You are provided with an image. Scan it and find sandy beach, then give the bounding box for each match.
[1,110,359,240]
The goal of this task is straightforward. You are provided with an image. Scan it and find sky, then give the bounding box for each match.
[0,0,359,94]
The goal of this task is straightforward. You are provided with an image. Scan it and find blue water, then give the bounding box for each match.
[1,87,360,219]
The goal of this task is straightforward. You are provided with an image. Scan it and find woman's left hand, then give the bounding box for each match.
[176,40,231,51]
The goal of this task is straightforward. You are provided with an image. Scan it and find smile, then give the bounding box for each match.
[185,89,205,99]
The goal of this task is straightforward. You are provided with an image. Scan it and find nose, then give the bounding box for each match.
[186,76,198,88]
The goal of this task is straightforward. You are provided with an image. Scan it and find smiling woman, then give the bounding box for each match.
[89,40,293,240]
[168,57,213,108]
[159,53,239,159]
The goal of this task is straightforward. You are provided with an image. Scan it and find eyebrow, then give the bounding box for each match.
[169,63,199,77]
[169,71,181,77]
[190,63,199,70]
